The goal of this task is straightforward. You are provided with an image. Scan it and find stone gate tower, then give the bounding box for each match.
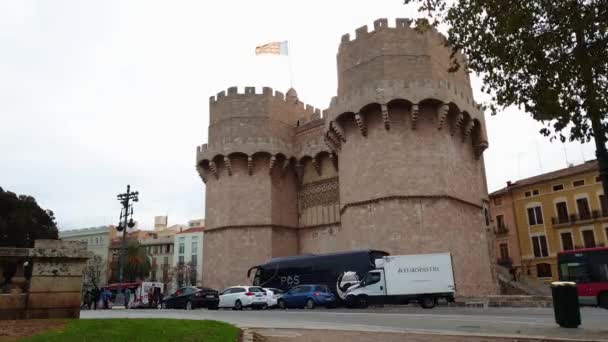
[196,18,496,295]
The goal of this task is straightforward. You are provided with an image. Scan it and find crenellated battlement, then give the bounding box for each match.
[339,18,447,49]
[209,86,290,105]
[337,18,471,100]
[208,86,323,127]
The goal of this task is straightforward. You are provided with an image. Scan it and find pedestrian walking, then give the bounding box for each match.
[83,289,91,310]
[92,287,100,310]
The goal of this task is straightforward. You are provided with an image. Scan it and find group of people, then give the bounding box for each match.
[147,286,163,308]
[82,287,113,310]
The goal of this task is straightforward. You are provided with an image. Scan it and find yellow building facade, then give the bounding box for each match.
[490,160,608,282]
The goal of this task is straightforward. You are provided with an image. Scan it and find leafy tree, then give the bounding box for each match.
[171,262,198,289]
[110,240,151,282]
[83,255,104,288]
[0,187,58,248]
[404,0,608,196]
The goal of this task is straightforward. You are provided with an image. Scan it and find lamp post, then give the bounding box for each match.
[116,185,139,305]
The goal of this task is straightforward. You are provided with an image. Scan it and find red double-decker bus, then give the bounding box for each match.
[557,246,608,309]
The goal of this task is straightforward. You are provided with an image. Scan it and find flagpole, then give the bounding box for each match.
[287,41,294,88]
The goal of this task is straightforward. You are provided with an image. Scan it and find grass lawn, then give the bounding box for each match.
[19,319,240,342]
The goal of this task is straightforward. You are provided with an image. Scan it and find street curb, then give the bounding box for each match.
[246,326,605,342]
[241,328,267,342]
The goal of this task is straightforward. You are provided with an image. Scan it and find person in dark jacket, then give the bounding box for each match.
[91,287,100,310]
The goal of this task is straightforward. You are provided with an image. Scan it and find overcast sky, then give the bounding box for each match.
[0,0,597,230]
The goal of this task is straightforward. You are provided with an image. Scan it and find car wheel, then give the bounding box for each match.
[419,295,436,309]
[185,301,192,310]
[599,293,608,309]
[346,295,356,308]
[234,300,243,311]
[278,299,286,310]
[357,295,369,309]
[305,298,316,310]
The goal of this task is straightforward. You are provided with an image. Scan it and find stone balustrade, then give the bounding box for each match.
[0,239,91,319]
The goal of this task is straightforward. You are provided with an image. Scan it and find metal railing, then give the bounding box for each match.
[552,210,608,226]
[494,224,509,235]
[497,257,513,267]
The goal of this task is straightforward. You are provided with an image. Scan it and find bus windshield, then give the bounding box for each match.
[558,248,608,283]
[559,261,591,283]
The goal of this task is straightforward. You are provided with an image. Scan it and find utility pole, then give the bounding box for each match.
[116,185,139,305]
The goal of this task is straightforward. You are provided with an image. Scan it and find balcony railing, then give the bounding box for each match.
[552,210,608,227]
[497,257,513,267]
[494,224,509,235]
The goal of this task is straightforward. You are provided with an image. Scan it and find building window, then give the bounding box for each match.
[556,201,569,223]
[484,208,490,226]
[190,266,197,286]
[164,256,169,265]
[192,241,198,253]
[536,263,552,278]
[560,232,574,251]
[573,179,585,187]
[494,197,503,206]
[532,189,540,196]
[499,243,509,260]
[527,206,544,226]
[582,230,596,248]
[553,184,564,192]
[95,237,99,244]
[191,255,197,266]
[496,215,506,230]
[166,244,171,253]
[151,270,156,282]
[178,255,184,264]
[178,237,185,254]
[525,191,532,198]
[576,197,591,220]
[532,235,549,257]
[599,194,608,215]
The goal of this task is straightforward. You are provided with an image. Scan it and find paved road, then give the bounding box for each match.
[82,306,608,340]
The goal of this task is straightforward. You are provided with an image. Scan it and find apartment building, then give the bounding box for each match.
[490,160,607,282]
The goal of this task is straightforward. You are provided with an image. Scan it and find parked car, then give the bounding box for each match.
[263,288,285,307]
[218,286,268,310]
[160,286,219,310]
[278,285,336,309]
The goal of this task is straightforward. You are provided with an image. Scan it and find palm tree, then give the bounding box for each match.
[122,241,151,282]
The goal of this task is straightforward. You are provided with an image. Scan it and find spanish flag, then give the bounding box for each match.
[255,41,289,56]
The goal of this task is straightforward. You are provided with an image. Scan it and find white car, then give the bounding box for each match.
[218,286,268,310]
[263,288,285,308]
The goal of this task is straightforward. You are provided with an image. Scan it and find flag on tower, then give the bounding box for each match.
[255,41,289,56]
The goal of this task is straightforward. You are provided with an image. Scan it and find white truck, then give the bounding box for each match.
[345,253,455,309]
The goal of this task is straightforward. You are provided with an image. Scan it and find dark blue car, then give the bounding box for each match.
[277,285,336,309]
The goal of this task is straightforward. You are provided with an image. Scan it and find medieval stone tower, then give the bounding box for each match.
[196,18,496,295]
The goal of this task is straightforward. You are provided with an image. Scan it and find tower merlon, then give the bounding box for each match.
[340,18,416,44]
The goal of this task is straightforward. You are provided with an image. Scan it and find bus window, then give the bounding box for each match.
[253,268,262,286]
[559,262,590,283]
[591,262,608,282]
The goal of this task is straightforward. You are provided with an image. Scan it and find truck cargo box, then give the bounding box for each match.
[382,253,454,296]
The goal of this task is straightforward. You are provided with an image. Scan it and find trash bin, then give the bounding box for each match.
[551,281,581,328]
